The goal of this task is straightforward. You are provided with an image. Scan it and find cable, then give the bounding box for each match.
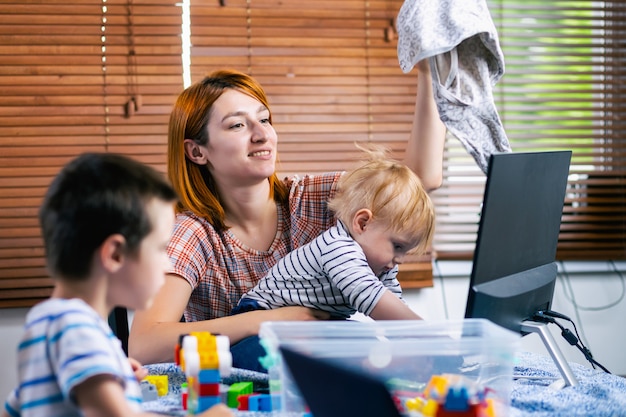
[533,310,611,374]
[557,260,626,347]
[551,319,611,374]
[433,259,449,320]
[559,260,626,311]
[557,262,588,346]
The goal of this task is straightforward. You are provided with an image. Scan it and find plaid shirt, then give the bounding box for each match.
[168,172,342,321]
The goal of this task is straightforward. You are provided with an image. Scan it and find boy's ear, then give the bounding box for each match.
[183,139,208,165]
[99,234,127,273]
[352,209,373,234]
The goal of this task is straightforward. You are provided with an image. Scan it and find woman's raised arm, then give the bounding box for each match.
[404,59,447,192]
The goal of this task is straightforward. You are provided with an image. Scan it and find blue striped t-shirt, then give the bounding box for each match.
[4,298,142,417]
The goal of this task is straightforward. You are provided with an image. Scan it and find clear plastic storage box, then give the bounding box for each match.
[259,319,520,416]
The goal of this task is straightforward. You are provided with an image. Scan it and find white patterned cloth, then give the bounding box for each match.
[397,0,511,173]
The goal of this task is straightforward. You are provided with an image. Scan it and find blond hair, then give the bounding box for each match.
[327,145,435,255]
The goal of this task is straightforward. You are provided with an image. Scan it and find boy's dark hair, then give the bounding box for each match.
[39,153,178,280]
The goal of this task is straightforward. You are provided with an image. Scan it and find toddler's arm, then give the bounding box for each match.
[369,290,423,320]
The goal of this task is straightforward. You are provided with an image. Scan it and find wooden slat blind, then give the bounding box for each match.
[3,0,624,307]
[189,0,433,288]
[0,0,183,308]
[432,0,626,261]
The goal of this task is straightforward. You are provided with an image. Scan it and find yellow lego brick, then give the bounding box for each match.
[199,351,220,369]
[484,398,496,417]
[405,396,426,412]
[190,331,218,351]
[422,398,438,417]
[143,375,168,397]
[425,375,449,399]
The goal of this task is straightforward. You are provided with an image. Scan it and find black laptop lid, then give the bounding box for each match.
[280,346,402,417]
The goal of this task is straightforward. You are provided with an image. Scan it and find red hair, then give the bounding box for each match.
[167,69,288,231]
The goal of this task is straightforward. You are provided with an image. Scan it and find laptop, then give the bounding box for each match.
[279,346,403,417]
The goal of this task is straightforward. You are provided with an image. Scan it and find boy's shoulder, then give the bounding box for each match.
[25,298,102,334]
[28,297,96,318]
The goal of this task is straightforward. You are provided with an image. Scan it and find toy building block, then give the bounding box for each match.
[227,381,253,408]
[140,380,158,402]
[410,374,497,417]
[404,374,496,417]
[444,386,470,411]
[197,396,222,411]
[436,404,482,417]
[176,331,232,414]
[236,393,254,411]
[425,375,449,400]
[181,382,188,411]
[143,375,168,397]
[248,393,275,411]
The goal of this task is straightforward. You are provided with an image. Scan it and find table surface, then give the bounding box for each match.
[142,351,626,417]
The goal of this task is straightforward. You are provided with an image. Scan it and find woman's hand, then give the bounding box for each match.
[260,306,331,321]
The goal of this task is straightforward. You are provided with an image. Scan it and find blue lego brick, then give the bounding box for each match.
[198,369,221,383]
[248,393,274,411]
[443,386,470,411]
[196,396,222,412]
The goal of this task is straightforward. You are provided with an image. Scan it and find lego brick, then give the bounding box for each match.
[227,381,254,408]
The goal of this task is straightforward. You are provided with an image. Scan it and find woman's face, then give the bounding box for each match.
[204,89,277,185]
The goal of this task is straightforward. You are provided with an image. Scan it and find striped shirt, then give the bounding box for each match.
[4,298,142,417]
[168,172,342,321]
[236,220,403,319]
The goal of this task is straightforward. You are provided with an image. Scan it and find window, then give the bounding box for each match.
[433,0,626,260]
[1,0,623,308]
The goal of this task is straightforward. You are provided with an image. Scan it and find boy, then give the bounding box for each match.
[3,153,231,417]
[233,146,435,320]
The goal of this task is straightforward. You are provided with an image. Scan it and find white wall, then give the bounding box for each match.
[0,307,29,404]
[1,261,624,402]
[401,260,626,377]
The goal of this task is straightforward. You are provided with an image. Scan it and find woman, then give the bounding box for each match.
[128,61,445,371]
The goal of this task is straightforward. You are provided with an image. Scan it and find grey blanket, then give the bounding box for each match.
[511,351,626,417]
[143,351,626,416]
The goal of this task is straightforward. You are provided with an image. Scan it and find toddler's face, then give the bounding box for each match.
[354,220,415,276]
[118,198,175,311]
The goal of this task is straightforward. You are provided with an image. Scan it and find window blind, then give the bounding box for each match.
[433,0,626,261]
[0,0,183,308]
[2,0,623,308]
